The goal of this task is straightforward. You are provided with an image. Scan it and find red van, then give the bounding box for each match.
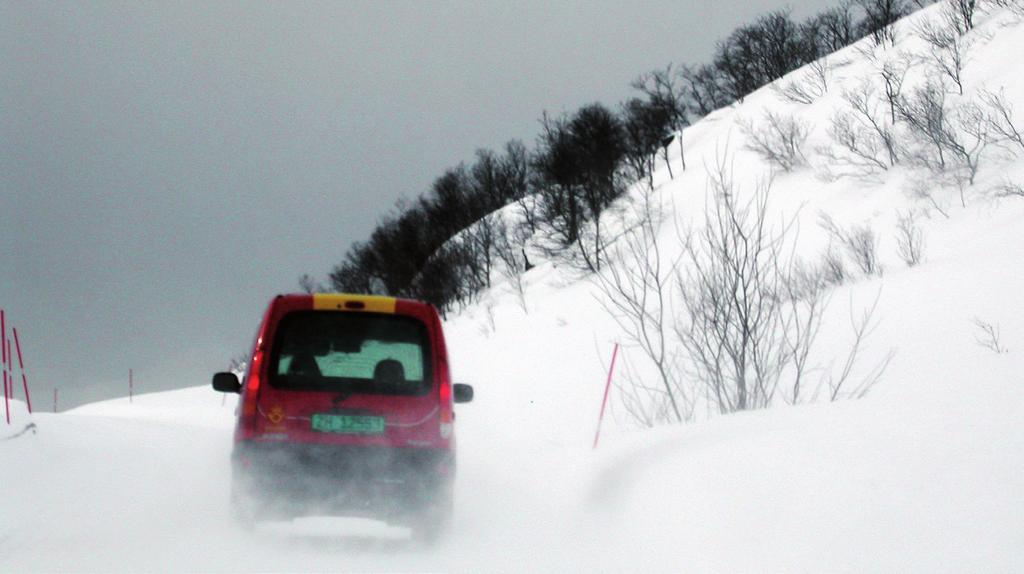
[212,293,473,541]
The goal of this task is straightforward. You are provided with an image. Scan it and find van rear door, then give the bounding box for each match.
[252,301,445,448]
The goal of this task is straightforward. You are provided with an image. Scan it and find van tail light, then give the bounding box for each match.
[439,377,452,407]
[438,360,454,438]
[235,347,264,441]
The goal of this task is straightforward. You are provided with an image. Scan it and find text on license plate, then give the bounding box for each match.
[310,414,385,434]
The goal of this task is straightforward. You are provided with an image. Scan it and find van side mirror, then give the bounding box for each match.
[453,383,474,404]
[212,372,242,394]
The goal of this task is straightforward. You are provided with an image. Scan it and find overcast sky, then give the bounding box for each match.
[1,0,836,409]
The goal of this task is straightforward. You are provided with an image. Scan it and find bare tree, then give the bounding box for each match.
[916,15,972,95]
[680,63,729,118]
[895,210,926,266]
[978,88,1024,153]
[780,259,831,404]
[674,163,829,413]
[820,111,892,179]
[949,0,979,33]
[949,100,995,188]
[897,82,953,170]
[298,273,324,294]
[895,90,994,195]
[857,0,908,46]
[533,105,628,274]
[880,56,912,124]
[810,1,860,52]
[466,211,500,290]
[739,110,812,172]
[820,79,904,179]
[592,190,690,423]
[632,65,691,172]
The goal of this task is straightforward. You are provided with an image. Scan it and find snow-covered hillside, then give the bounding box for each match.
[2,2,1023,572]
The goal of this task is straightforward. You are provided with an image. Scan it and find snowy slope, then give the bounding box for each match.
[2,2,1023,572]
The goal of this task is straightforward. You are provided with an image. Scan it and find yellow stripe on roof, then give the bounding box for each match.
[312,294,396,313]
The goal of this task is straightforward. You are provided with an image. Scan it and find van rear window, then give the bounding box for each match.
[268,311,431,396]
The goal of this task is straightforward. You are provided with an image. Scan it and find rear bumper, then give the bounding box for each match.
[231,440,453,519]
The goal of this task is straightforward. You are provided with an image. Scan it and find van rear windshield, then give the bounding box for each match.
[268,311,431,396]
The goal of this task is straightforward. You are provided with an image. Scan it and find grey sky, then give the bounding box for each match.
[1,0,835,409]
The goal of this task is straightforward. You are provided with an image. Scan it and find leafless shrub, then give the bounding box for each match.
[821,243,850,286]
[915,12,972,95]
[739,110,812,172]
[978,88,1024,152]
[972,317,1009,353]
[848,226,883,275]
[774,60,831,105]
[986,0,1024,16]
[671,163,892,412]
[780,259,831,404]
[909,179,952,218]
[819,213,883,276]
[674,161,828,413]
[819,80,902,179]
[676,174,788,413]
[895,210,926,266]
[949,100,995,188]
[593,191,691,423]
[610,351,680,427]
[848,80,903,167]
[599,152,895,420]
[949,0,979,33]
[819,115,888,180]
[817,292,895,401]
[990,180,1024,197]
[897,82,994,188]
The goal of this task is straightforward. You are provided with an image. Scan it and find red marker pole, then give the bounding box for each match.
[6,339,12,396]
[53,388,58,413]
[592,342,620,450]
[13,328,32,414]
[2,309,9,424]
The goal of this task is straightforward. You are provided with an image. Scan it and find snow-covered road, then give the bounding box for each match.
[0,391,600,572]
[2,355,1022,574]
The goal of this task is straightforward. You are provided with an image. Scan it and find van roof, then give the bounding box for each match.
[270,293,435,317]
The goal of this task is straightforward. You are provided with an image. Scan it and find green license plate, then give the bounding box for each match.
[310,414,385,435]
